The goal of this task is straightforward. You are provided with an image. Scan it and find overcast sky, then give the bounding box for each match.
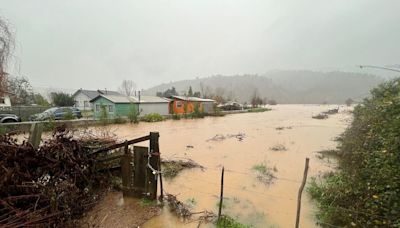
[1,0,399,91]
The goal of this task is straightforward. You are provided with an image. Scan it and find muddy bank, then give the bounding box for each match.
[78,191,161,228]
[86,104,352,227]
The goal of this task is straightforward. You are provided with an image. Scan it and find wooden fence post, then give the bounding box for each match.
[133,146,148,197]
[147,132,160,200]
[218,166,225,221]
[295,158,310,228]
[121,141,133,197]
[28,123,43,149]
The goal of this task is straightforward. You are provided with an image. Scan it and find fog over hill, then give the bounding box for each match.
[144,71,383,104]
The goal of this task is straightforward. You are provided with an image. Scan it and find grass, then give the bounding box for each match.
[139,198,156,207]
[216,215,252,228]
[141,113,164,122]
[247,108,271,113]
[252,163,276,184]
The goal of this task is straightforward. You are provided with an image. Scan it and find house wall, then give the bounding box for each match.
[138,102,169,116]
[202,102,215,113]
[115,103,138,117]
[74,92,92,111]
[171,100,203,114]
[92,97,116,119]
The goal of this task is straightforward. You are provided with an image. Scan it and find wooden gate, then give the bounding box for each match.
[92,132,161,200]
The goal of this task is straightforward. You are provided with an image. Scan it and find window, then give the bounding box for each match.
[108,105,114,112]
[176,101,182,108]
[95,104,100,112]
[84,101,89,107]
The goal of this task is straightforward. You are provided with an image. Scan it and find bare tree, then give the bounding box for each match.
[118,79,136,96]
[0,16,14,97]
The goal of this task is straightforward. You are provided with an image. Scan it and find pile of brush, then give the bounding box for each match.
[0,128,114,227]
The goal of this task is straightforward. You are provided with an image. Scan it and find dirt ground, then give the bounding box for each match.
[78,191,161,228]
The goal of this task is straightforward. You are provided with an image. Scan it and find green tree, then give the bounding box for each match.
[188,86,193,96]
[51,92,75,106]
[33,93,50,106]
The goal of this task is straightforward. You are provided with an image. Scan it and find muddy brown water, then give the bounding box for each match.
[97,104,352,227]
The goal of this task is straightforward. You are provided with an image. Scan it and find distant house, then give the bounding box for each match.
[90,94,169,119]
[72,89,121,111]
[169,96,215,114]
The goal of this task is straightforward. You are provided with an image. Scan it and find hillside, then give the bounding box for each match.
[144,71,383,104]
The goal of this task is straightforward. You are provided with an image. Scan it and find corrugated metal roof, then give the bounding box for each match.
[171,95,215,102]
[91,94,170,104]
[133,96,170,103]
[73,89,122,99]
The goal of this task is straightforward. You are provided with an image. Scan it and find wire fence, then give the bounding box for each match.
[160,162,387,228]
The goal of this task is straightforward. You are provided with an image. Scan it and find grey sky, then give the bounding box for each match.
[1,0,399,91]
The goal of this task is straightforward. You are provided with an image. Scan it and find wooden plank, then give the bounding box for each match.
[89,135,150,155]
[147,132,160,200]
[121,148,133,197]
[133,146,148,197]
[28,123,43,149]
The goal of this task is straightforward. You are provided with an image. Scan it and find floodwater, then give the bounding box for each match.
[93,104,352,228]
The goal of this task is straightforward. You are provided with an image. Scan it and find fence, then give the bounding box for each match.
[0,106,48,120]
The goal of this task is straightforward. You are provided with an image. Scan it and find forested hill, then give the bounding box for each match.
[144,71,383,104]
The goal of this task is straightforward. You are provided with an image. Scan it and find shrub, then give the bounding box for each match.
[309,78,400,227]
[127,104,139,123]
[216,215,251,228]
[113,115,127,124]
[141,113,164,122]
[63,109,75,120]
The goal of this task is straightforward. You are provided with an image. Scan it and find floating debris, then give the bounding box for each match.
[226,133,246,141]
[207,134,226,142]
[161,159,204,178]
[269,143,287,151]
[312,113,329,119]
[207,133,246,142]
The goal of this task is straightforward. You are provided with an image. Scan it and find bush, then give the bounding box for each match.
[63,109,75,120]
[141,113,164,122]
[247,108,271,113]
[113,115,127,124]
[309,78,400,227]
[127,104,138,123]
[216,215,251,228]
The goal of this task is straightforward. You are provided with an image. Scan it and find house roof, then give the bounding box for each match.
[73,89,121,100]
[130,96,170,103]
[90,94,169,104]
[170,95,215,102]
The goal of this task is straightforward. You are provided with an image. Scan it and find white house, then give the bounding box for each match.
[131,95,170,116]
[72,89,121,111]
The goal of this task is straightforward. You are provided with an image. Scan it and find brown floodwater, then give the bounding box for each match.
[91,104,352,228]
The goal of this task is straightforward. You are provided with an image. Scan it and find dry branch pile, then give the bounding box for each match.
[0,128,113,227]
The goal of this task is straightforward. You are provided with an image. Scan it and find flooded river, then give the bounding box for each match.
[93,104,352,227]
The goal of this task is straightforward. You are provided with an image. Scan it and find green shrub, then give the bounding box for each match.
[141,113,164,122]
[43,118,56,131]
[113,115,127,124]
[309,78,400,227]
[128,104,139,123]
[216,215,251,228]
[63,109,75,120]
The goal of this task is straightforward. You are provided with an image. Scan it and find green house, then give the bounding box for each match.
[90,94,138,119]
